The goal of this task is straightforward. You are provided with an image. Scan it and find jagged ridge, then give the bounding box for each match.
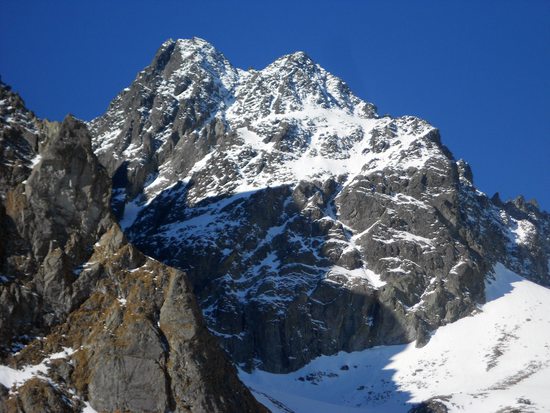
[88,38,550,374]
[0,85,266,412]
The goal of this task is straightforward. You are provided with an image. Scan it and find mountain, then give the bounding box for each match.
[1,36,549,413]
[89,38,550,376]
[0,81,265,412]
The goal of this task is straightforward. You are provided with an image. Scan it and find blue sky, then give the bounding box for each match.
[1,0,548,209]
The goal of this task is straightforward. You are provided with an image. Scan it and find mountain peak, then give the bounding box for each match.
[151,37,234,80]
[265,50,319,76]
[174,37,218,56]
[159,36,214,51]
[282,50,315,66]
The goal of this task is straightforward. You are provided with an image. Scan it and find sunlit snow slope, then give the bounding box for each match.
[240,263,550,413]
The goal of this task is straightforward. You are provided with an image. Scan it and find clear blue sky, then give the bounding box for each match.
[1,0,548,210]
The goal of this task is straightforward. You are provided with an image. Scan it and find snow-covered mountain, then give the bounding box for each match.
[2,37,548,413]
[89,37,550,376]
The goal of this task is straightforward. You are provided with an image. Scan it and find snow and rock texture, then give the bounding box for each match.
[240,264,550,413]
[0,80,40,197]
[89,38,550,375]
[0,83,266,412]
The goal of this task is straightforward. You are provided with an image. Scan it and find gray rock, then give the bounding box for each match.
[408,398,449,413]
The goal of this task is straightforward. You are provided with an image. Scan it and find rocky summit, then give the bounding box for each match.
[0,38,549,412]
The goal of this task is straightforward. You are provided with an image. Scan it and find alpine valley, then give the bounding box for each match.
[1,38,549,413]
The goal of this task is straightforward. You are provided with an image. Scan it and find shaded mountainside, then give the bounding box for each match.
[89,38,550,374]
[0,82,266,412]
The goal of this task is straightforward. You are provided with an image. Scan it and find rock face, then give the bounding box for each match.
[0,91,110,352]
[2,37,549,411]
[0,82,39,194]
[408,399,449,413]
[0,82,266,412]
[89,38,550,373]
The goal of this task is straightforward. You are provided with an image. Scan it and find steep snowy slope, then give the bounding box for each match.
[89,38,550,373]
[241,264,550,412]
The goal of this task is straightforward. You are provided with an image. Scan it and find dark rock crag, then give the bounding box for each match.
[0,82,266,412]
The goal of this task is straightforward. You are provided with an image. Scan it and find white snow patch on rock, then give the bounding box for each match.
[0,347,75,389]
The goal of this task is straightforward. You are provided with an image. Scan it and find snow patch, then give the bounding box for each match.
[29,154,42,167]
[328,265,386,288]
[0,347,75,389]
[82,402,99,413]
[119,198,143,230]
